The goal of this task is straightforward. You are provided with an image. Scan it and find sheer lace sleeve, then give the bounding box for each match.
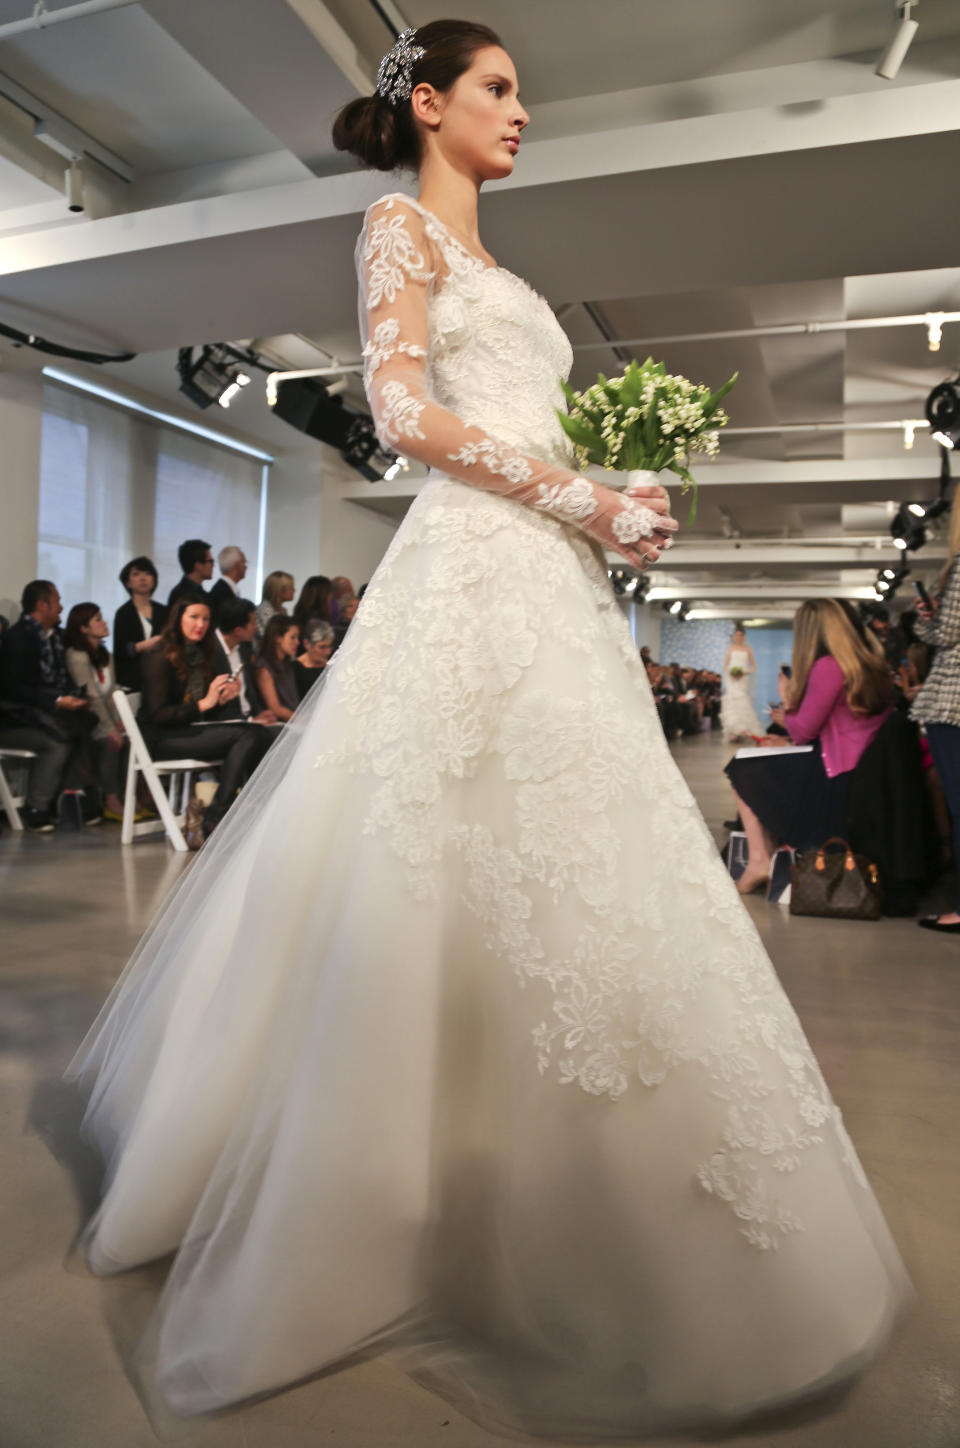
[357,197,677,570]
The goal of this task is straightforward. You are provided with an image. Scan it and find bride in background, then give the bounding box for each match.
[723,624,764,741]
[67,18,910,1441]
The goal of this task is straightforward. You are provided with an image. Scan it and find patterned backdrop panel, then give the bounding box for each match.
[660,618,794,725]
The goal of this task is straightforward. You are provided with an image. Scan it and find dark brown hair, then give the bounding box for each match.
[259,612,300,673]
[293,574,332,629]
[65,602,109,667]
[332,20,502,172]
[162,597,215,686]
[119,555,158,594]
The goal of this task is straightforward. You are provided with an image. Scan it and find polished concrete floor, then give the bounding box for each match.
[1,731,957,1448]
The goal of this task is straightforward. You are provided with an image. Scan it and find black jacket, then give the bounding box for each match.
[167,576,208,610]
[208,578,237,626]
[211,634,266,720]
[112,599,169,692]
[139,651,204,737]
[845,708,940,914]
[0,616,71,713]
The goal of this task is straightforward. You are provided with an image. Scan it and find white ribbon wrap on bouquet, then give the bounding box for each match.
[601,468,663,493]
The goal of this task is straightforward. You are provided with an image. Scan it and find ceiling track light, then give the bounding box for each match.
[177,344,262,411]
[926,311,945,352]
[875,1,919,80]
[65,157,84,214]
[926,376,960,450]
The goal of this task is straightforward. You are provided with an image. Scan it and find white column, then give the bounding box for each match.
[0,369,43,621]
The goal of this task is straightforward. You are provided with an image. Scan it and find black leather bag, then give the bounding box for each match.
[790,836,882,921]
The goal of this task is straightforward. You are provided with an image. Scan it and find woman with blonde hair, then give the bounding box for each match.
[912,482,960,932]
[725,597,893,894]
[254,569,294,646]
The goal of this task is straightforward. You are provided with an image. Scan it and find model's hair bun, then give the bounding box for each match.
[331,93,415,172]
[331,19,502,173]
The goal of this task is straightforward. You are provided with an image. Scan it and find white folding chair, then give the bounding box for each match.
[113,690,223,853]
[0,747,36,831]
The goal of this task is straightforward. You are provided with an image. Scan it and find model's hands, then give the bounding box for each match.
[252,709,277,726]
[560,479,678,571]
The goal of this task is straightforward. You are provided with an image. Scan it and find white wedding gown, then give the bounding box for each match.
[69,195,910,1441]
[724,646,764,739]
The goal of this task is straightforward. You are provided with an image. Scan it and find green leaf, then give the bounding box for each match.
[703,371,738,419]
[556,410,601,445]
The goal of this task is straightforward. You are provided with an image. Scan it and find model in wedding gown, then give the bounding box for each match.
[723,627,764,741]
[68,19,911,1442]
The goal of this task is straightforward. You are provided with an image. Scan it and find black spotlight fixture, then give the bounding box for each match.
[890,502,926,553]
[607,566,643,598]
[926,376,960,450]
[270,375,395,482]
[662,599,689,620]
[177,344,261,410]
[875,560,909,600]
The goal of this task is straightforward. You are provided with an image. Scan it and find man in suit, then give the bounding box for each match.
[0,580,96,829]
[167,539,214,608]
[208,545,249,626]
[212,596,277,729]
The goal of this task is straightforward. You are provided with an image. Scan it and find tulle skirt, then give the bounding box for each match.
[723,675,764,739]
[68,476,911,1439]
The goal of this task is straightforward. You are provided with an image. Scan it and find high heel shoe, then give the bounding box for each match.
[736,871,770,896]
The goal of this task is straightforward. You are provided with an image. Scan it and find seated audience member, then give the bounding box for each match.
[140,599,270,839]
[255,614,301,723]
[167,539,214,609]
[113,556,168,693]
[208,545,248,625]
[255,571,295,646]
[724,598,893,894]
[0,580,96,830]
[293,621,334,701]
[64,603,128,821]
[292,575,332,635]
[329,575,355,626]
[332,594,360,651]
[213,596,277,727]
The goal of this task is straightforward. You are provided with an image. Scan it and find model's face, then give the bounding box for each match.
[82,610,109,643]
[421,46,529,183]
[734,630,744,644]
[128,568,155,596]
[280,626,300,660]
[181,604,210,642]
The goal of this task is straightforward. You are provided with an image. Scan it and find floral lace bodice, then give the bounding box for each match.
[355,194,671,568]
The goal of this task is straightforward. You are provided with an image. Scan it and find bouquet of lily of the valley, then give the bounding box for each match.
[557,357,737,524]
[730,666,744,680]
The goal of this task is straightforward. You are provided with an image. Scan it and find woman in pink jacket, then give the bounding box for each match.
[726,599,893,894]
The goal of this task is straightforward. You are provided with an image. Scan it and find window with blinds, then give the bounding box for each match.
[38,381,267,620]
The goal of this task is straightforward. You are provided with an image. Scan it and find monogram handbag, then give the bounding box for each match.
[790,836,883,920]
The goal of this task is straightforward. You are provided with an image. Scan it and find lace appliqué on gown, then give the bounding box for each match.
[319,195,870,1248]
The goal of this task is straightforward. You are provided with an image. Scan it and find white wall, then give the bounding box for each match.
[264,446,397,597]
[0,369,43,622]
